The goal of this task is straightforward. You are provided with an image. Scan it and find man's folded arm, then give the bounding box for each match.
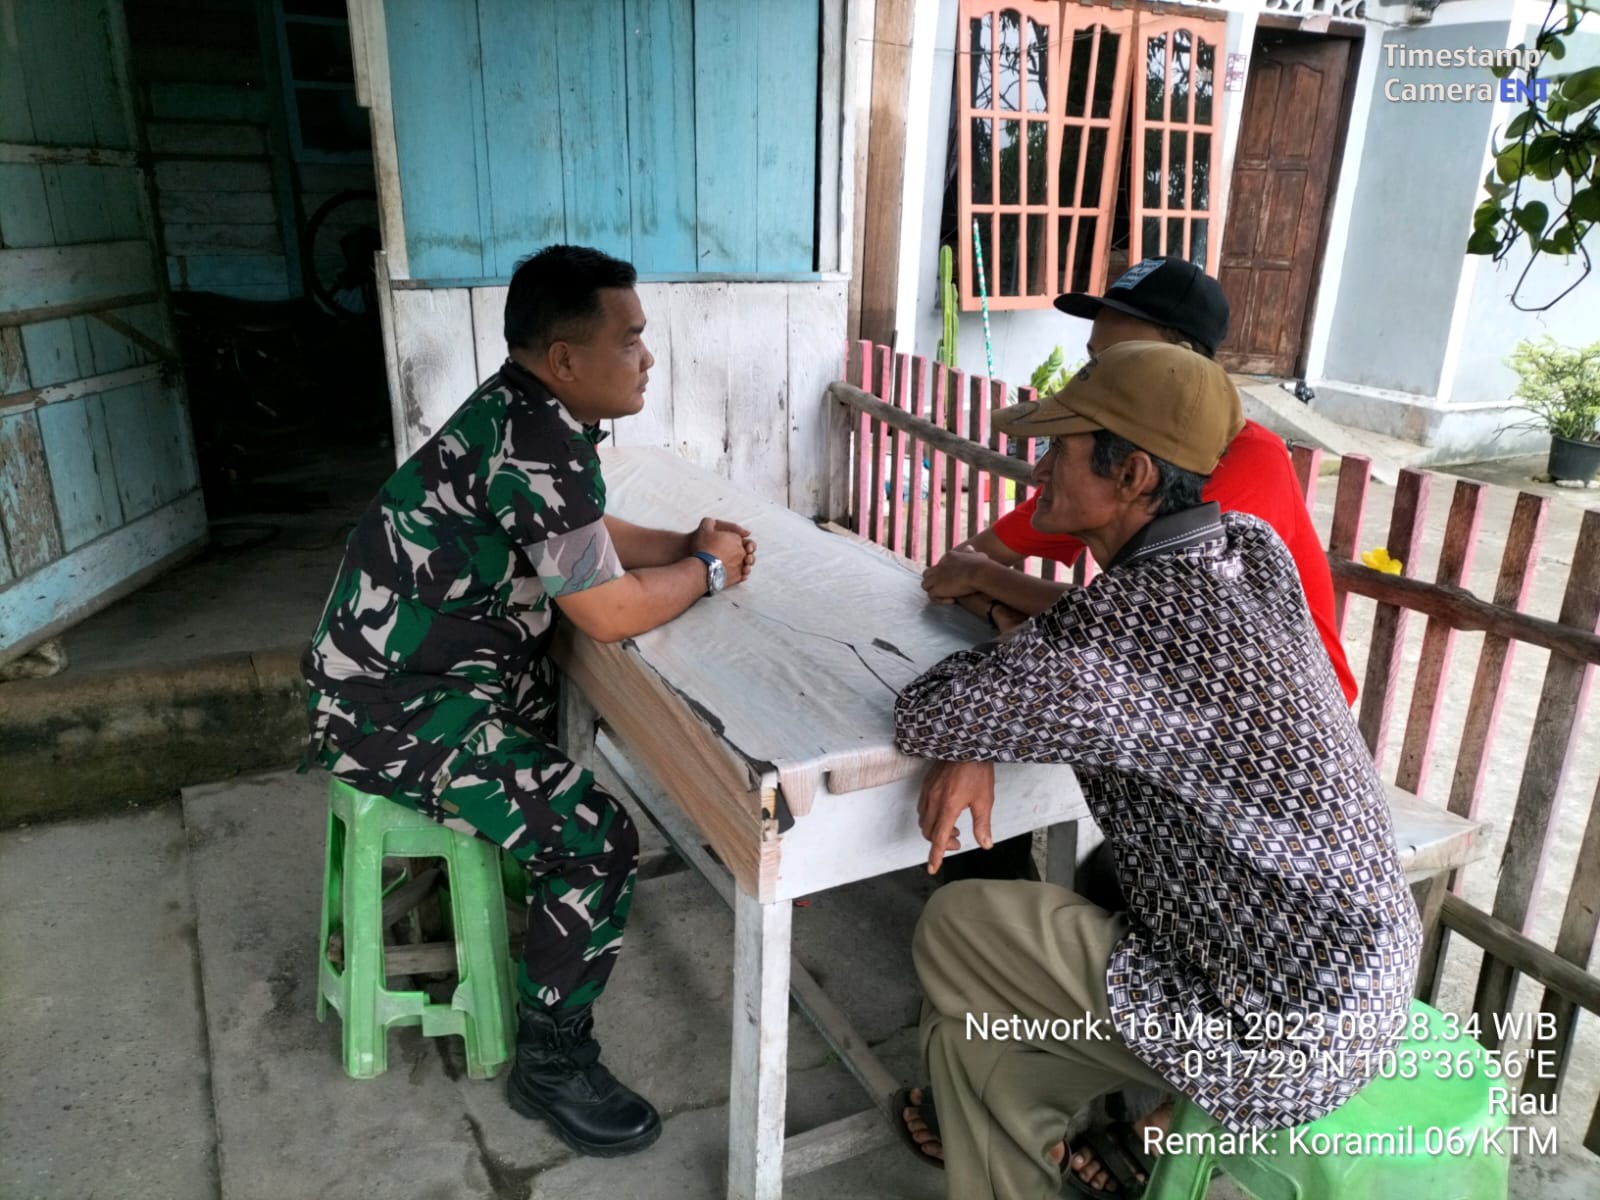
[892,618,1103,764]
[554,561,711,644]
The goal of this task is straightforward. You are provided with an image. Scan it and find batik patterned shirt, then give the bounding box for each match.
[894,505,1422,1132]
[301,361,624,792]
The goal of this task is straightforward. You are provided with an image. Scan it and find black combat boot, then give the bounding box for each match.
[506,1005,661,1156]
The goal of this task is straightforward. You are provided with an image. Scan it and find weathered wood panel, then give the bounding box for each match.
[166,253,288,293]
[468,286,509,389]
[146,81,271,123]
[162,222,283,256]
[7,1,131,149]
[758,0,821,272]
[36,392,123,550]
[556,0,632,260]
[726,284,790,506]
[614,281,676,452]
[388,285,478,453]
[0,328,27,395]
[668,282,733,477]
[0,411,64,576]
[152,159,272,194]
[0,241,154,316]
[623,0,696,274]
[693,0,760,272]
[787,280,848,517]
[100,380,194,521]
[0,491,207,660]
[384,0,486,278]
[155,190,278,226]
[145,121,266,157]
[475,1,564,277]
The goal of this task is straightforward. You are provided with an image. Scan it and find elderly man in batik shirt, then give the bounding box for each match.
[891,342,1422,1200]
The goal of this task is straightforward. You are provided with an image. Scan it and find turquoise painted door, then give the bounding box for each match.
[0,0,207,664]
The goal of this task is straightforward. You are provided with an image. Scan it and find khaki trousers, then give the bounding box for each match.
[913,881,1169,1200]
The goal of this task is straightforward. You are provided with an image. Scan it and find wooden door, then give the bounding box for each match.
[0,1,206,664]
[1217,34,1352,377]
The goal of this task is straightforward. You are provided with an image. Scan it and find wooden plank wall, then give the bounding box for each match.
[126,0,296,300]
[382,0,821,281]
[0,0,206,662]
[381,279,847,515]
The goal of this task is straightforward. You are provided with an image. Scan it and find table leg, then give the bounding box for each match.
[1045,819,1079,890]
[558,674,599,765]
[728,888,793,1200]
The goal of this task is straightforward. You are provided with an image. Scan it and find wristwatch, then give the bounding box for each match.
[691,551,726,597]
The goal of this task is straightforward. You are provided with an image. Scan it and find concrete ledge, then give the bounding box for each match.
[0,644,307,827]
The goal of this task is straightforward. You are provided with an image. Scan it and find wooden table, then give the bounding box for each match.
[553,447,1488,1199]
[553,447,1089,1200]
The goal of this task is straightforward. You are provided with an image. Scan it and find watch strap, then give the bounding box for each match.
[690,551,718,596]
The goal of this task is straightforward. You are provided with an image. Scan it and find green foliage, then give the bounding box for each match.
[1028,346,1081,399]
[1469,0,1600,308]
[936,245,959,369]
[1502,335,1600,441]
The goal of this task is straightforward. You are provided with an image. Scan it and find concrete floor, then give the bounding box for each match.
[3,442,1598,1197]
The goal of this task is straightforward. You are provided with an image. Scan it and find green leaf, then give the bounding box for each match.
[1547,97,1572,124]
[1517,201,1551,237]
[1473,201,1504,230]
[1505,111,1535,141]
[1573,187,1600,221]
[1467,228,1501,255]
[1559,65,1600,109]
[1496,146,1526,182]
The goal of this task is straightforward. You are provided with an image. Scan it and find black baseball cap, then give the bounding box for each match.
[1054,257,1230,356]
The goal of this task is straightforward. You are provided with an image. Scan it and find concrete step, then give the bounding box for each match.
[1232,377,1437,486]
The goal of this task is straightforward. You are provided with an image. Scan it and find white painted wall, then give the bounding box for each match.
[378,274,849,518]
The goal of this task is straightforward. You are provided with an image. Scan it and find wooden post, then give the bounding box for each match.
[888,353,909,555]
[1326,455,1372,637]
[854,0,914,345]
[1525,772,1600,1102]
[1289,443,1322,508]
[1473,508,1600,1048]
[907,355,929,565]
[1356,468,1431,770]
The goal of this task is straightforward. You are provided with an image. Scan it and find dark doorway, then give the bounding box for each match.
[1217,28,1359,378]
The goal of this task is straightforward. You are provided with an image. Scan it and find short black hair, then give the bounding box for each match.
[1157,325,1216,359]
[503,244,638,354]
[1088,429,1209,516]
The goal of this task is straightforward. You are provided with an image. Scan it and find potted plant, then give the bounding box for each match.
[1503,336,1600,482]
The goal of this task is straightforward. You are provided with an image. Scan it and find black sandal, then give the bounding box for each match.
[1061,1120,1155,1198]
[892,1085,945,1171]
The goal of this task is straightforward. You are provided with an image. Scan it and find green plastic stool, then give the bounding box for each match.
[1144,1000,1510,1199]
[316,778,517,1080]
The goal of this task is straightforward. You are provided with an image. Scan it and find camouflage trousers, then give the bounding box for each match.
[317,704,638,1013]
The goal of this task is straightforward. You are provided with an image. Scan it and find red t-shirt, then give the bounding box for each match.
[992,420,1359,704]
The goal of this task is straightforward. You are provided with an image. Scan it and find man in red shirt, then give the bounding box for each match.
[923,258,1357,886]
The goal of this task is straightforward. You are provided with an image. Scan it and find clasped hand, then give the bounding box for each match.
[691,517,757,586]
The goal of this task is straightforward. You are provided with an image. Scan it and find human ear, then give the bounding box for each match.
[1121,452,1159,501]
[547,340,578,382]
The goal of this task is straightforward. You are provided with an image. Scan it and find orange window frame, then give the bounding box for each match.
[955,2,1225,311]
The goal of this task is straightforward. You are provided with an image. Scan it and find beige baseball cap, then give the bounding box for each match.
[992,341,1243,475]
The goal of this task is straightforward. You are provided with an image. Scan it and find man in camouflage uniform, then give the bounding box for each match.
[303,244,754,1156]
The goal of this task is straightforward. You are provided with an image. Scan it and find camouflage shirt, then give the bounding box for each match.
[302,360,624,789]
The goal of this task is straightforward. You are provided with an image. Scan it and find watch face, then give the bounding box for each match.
[708,558,727,592]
